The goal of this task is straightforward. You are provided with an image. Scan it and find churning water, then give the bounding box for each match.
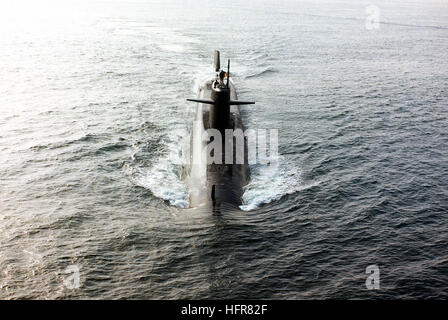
[1,0,447,299]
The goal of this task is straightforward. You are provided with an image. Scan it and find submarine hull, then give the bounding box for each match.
[185,79,249,208]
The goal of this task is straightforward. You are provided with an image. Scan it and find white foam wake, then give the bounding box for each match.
[131,126,190,208]
[240,156,303,211]
[134,158,189,208]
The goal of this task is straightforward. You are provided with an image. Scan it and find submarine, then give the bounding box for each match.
[185,50,255,209]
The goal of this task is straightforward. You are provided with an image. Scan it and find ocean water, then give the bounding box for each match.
[1,0,447,299]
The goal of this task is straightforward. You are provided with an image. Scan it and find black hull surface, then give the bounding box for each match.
[185,79,249,209]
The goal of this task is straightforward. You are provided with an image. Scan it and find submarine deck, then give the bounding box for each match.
[189,79,250,208]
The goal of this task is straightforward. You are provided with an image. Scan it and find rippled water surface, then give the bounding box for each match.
[1,0,448,299]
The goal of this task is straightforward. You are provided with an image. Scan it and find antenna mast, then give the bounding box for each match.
[226,59,230,88]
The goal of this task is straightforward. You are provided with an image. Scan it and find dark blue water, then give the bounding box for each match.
[0,0,447,299]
